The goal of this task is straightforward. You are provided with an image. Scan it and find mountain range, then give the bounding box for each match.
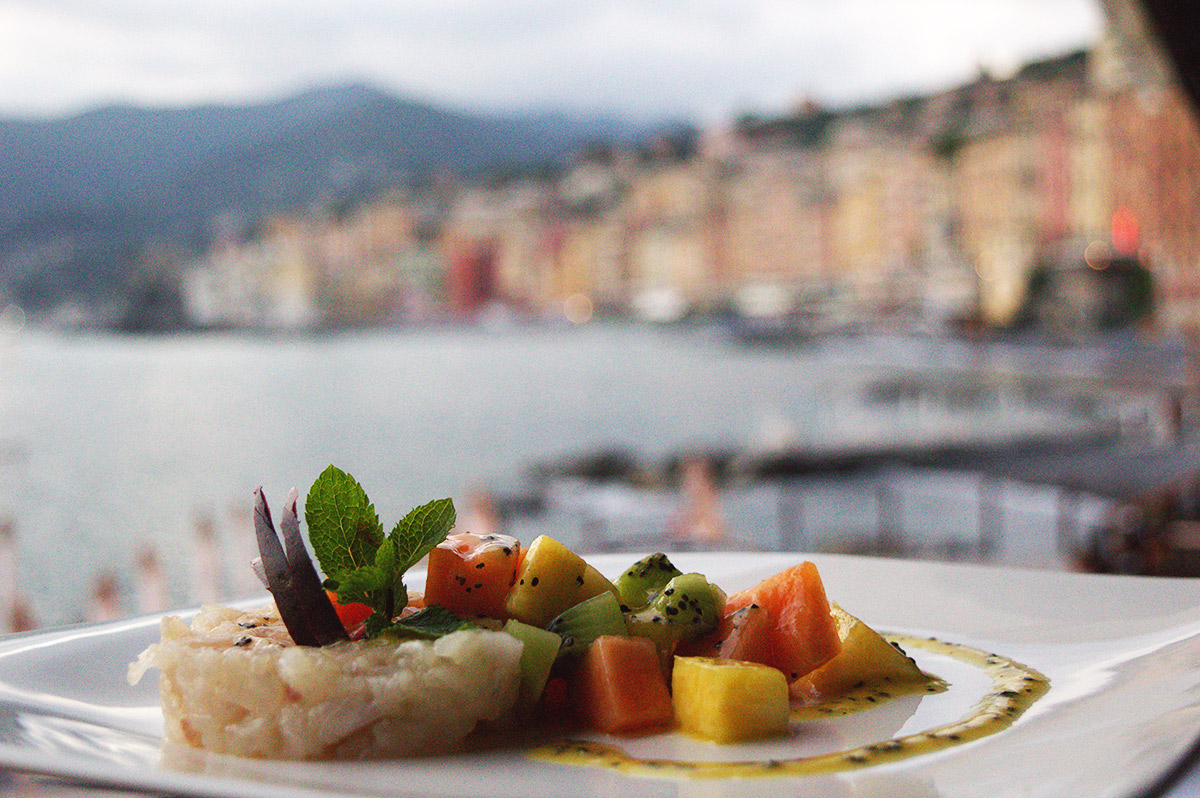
[0,83,658,309]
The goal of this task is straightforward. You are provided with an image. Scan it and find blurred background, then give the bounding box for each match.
[1,0,1198,631]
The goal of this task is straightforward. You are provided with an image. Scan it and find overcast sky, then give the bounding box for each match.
[0,0,1104,124]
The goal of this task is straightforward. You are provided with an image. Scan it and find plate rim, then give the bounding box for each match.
[1,552,1200,798]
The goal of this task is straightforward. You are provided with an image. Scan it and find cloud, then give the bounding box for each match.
[0,0,1103,121]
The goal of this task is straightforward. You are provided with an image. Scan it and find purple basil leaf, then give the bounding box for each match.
[253,487,319,647]
[280,489,348,645]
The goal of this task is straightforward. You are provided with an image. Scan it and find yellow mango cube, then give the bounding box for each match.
[790,603,931,703]
[503,536,620,627]
[672,656,790,743]
[579,562,619,603]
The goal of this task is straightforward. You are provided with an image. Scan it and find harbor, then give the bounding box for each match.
[2,323,1195,633]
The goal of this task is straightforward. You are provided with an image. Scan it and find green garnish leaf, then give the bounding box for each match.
[389,497,456,574]
[305,465,383,575]
[303,467,456,640]
[368,605,475,639]
[373,538,404,594]
[323,564,389,607]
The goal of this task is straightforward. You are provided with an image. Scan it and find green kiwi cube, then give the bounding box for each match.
[614,553,683,609]
[546,591,627,658]
[503,618,563,704]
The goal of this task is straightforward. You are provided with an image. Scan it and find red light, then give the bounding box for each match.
[1111,207,1139,255]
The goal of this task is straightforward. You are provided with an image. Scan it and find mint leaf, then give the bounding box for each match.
[373,538,405,595]
[300,468,458,641]
[305,465,383,576]
[324,564,388,607]
[389,497,456,573]
[369,605,474,639]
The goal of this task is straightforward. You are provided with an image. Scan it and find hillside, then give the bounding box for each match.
[0,83,649,309]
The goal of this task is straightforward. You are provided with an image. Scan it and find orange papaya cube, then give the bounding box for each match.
[722,561,842,690]
[423,532,521,619]
[573,635,673,735]
[324,590,374,633]
[676,601,773,661]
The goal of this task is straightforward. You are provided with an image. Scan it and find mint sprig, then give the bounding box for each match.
[389,495,457,573]
[305,465,382,573]
[305,465,456,635]
[365,605,475,640]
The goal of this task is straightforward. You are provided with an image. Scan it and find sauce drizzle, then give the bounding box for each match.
[528,634,1049,780]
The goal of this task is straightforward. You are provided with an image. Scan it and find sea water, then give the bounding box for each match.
[0,323,1113,627]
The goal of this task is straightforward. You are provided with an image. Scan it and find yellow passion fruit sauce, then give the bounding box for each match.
[528,634,1049,780]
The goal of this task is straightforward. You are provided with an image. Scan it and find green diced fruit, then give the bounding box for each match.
[546,591,628,659]
[627,572,723,647]
[503,619,563,706]
[504,535,618,627]
[615,553,682,609]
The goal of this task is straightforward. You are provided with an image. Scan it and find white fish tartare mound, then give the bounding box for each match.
[128,604,524,760]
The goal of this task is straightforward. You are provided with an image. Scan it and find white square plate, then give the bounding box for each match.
[1,552,1199,798]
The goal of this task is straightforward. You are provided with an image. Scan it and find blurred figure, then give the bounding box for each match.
[1164,389,1185,443]
[87,569,122,622]
[136,543,167,613]
[459,486,501,536]
[666,456,730,546]
[228,498,264,597]
[191,510,221,604]
[0,517,36,633]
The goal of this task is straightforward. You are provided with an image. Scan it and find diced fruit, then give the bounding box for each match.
[672,656,790,743]
[547,591,628,658]
[503,619,563,705]
[627,572,724,646]
[722,562,842,692]
[580,563,618,603]
[424,532,521,619]
[325,590,373,632]
[615,553,683,609]
[677,601,772,662]
[539,675,570,715]
[790,604,932,703]
[572,635,673,735]
[504,535,617,627]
